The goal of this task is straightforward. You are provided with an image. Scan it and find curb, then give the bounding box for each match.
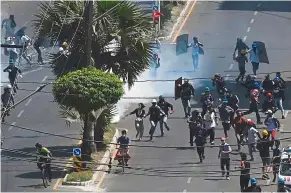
[61,128,121,186]
[167,1,194,41]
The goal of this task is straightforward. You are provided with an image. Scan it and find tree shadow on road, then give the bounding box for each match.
[15,169,63,180]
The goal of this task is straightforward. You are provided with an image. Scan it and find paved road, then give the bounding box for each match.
[1,1,81,192]
[99,1,291,192]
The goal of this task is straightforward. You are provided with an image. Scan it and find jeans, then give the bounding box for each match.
[220,158,230,177]
[248,143,256,159]
[159,115,169,134]
[251,62,259,75]
[192,54,199,70]
[135,118,144,139]
[197,146,205,161]
[206,128,215,143]
[181,99,191,117]
[275,97,284,116]
[222,122,231,137]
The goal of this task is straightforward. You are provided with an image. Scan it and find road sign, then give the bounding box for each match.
[73,148,81,156]
[153,5,158,11]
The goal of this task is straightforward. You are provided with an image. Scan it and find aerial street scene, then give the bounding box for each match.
[1,0,291,192]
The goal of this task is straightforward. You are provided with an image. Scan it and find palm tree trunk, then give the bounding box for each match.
[81,113,97,160]
[94,121,105,149]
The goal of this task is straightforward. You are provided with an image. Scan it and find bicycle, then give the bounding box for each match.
[40,162,50,188]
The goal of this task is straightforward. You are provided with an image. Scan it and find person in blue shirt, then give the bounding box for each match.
[188,37,203,71]
[249,43,260,76]
[116,130,131,166]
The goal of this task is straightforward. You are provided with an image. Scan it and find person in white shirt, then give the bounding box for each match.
[19,34,32,66]
[203,107,217,145]
[246,119,261,161]
[5,37,18,62]
[188,37,203,71]
[249,43,260,76]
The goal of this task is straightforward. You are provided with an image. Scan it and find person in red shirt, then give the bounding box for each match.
[232,111,248,151]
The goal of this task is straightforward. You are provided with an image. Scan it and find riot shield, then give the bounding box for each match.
[253,41,269,64]
[176,34,189,56]
[174,77,183,100]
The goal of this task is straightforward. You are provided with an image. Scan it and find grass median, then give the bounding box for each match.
[66,125,116,182]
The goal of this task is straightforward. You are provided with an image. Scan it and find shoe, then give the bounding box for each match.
[226,177,230,180]
[257,121,263,125]
[166,127,170,131]
[49,179,52,183]
[202,155,205,159]
[250,158,254,161]
[199,159,202,163]
[161,133,164,137]
[150,135,153,141]
[222,171,225,177]
[211,141,214,145]
[282,115,285,119]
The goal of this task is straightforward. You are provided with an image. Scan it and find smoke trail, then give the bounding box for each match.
[113,43,208,122]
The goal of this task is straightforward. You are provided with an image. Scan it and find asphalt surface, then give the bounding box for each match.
[99,1,291,192]
[1,1,81,192]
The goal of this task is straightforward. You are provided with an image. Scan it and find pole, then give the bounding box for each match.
[84,0,93,67]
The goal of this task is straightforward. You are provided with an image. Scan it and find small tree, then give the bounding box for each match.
[53,67,124,160]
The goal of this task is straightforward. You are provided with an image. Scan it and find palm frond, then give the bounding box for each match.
[59,105,82,127]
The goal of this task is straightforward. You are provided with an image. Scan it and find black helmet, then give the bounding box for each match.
[35,142,42,148]
[159,95,164,100]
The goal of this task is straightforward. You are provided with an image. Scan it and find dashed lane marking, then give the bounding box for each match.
[187,177,192,183]
[250,19,254,23]
[25,98,32,106]
[183,189,187,193]
[8,122,16,130]
[284,110,289,118]
[17,110,24,118]
[247,27,251,33]
[229,64,233,70]
[280,124,284,132]
[22,67,43,75]
[254,11,258,16]
[42,76,48,82]
[243,36,247,41]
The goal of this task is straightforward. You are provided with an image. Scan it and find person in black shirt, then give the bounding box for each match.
[211,74,227,100]
[261,74,274,95]
[125,103,146,140]
[33,36,44,65]
[275,72,286,101]
[144,99,166,140]
[1,84,14,122]
[256,130,273,180]
[3,60,22,94]
[157,95,174,134]
[187,110,203,146]
[194,122,207,163]
[273,77,285,119]
[233,38,249,58]
[178,79,195,118]
[200,87,214,117]
[235,50,248,82]
[235,153,251,192]
[272,140,281,182]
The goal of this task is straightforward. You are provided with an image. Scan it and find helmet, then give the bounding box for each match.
[204,87,210,92]
[214,73,220,77]
[152,99,157,103]
[9,58,14,64]
[267,109,273,114]
[236,110,243,116]
[247,119,254,125]
[59,47,64,52]
[252,43,257,48]
[5,84,12,89]
[62,42,68,47]
[159,95,164,100]
[253,82,259,88]
[184,78,189,83]
[241,49,247,54]
[221,136,226,141]
[278,177,285,184]
[274,77,280,81]
[35,142,42,148]
[267,92,272,98]
[262,129,268,137]
[222,99,228,103]
[250,178,257,184]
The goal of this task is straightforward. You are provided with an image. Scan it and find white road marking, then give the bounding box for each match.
[42,76,48,82]
[284,110,289,118]
[247,27,251,33]
[187,177,192,183]
[280,124,284,132]
[17,110,24,118]
[250,19,254,23]
[225,74,230,80]
[183,190,187,193]
[229,63,234,70]
[254,11,258,16]
[257,3,262,7]
[35,86,40,91]
[243,36,247,41]
[22,67,43,75]
[8,122,16,130]
[25,98,32,106]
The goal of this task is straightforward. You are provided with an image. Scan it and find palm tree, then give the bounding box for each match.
[34,0,155,87]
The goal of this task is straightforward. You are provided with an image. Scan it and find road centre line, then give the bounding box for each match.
[247,27,251,33]
[22,67,43,75]
[17,110,24,118]
[42,76,48,82]
[8,122,16,130]
[25,98,32,106]
[250,19,254,23]
[187,177,192,183]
